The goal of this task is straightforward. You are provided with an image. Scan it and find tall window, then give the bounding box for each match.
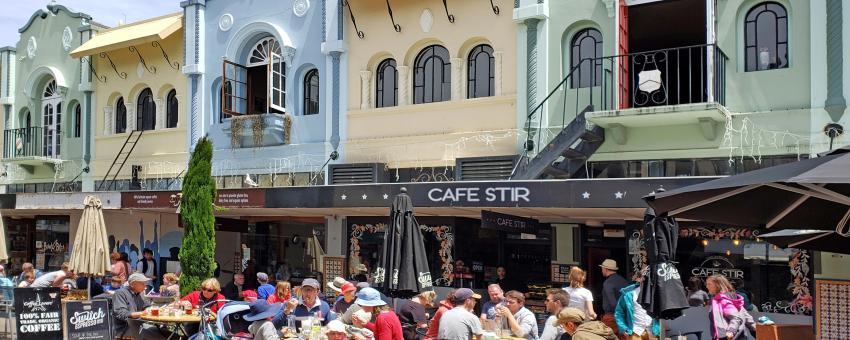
[166,89,178,128]
[42,80,61,157]
[303,69,319,115]
[115,97,127,133]
[467,44,495,98]
[376,58,398,108]
[745,2,788,71]
[74,104,81,138]
[137,88,155,131]
[413,45,451,104]
[222,36,286,118]
[570,28,603,88]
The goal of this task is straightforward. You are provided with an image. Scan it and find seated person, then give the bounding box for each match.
[104,277,124,293]
[327,320,353,340]
[178,278,226,314]
[244,300,283,340]
[243,290,259,302]
[273,278,334,329]
[160,273,180,297]
[112,273,168,340]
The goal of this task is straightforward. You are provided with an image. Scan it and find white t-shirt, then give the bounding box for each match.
[563,287,594,315]
[631,287,652,335]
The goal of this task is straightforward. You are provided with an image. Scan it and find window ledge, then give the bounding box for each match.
[96,127,187,140]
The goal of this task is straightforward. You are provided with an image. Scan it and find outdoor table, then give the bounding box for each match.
[136,313,203,340]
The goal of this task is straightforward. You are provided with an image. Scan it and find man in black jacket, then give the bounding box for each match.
[599,259,628,337]
[222,273,245,300]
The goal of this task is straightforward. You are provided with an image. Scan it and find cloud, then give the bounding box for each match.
[0,0,181,47]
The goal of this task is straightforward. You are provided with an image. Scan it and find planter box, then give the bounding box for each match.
[222,113,291,148]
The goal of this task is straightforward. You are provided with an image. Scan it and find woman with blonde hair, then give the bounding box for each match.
[179,278,226,313]
[563,266,597,320]
[160,273,180,297]
[266,280,291,304]
[398,290,437,339]
[706,274,755,339]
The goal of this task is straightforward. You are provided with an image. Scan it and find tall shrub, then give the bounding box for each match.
[179,137,216,296]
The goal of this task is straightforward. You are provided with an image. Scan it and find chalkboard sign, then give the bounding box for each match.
[64,299,112,340]
[14,287,63,340]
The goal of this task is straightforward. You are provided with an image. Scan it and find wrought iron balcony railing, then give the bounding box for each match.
[4,126,45,159]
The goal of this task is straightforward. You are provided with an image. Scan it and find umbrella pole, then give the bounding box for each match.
[88,276,92,301]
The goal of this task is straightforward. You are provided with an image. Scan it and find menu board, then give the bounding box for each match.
[63,300,112,340]
[551,263,572,284]
[14,287,63,340]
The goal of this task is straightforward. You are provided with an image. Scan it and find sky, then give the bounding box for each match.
[0,0,181,47]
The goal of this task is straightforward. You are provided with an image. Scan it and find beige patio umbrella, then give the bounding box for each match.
[0,211,8,262]
[306,234,325,273]
[69,196,111,298]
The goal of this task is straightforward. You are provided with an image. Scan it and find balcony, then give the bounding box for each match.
[2,127,64,166]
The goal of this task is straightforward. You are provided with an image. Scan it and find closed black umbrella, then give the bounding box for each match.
[646,145,850,232]
[639,206,689,320]
[759,229,850,255]
[373,187,433,298]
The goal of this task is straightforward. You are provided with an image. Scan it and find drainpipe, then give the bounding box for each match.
[78,24,96,191]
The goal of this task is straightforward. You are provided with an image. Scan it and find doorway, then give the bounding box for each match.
[581,227,629,317]
[41,80,62,157]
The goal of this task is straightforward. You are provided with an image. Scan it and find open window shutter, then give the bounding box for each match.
[268,52,286,113]
[223,59,249,116]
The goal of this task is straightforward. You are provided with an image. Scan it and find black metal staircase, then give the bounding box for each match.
[97,130,144,191]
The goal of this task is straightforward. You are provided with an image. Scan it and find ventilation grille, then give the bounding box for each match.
[455,156,517,181]
[329,163,388,184]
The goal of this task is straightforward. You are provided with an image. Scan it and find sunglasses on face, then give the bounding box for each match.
[203,288,217,293]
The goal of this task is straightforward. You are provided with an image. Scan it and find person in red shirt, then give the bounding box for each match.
[179,278,226,314]
[266,281,292,304]
[353,287,403,340]
[424,289,456,340]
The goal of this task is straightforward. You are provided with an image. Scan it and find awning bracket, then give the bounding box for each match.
[488,0,500,15]
[129,46,157,74]
[83,56,107,83]
[99,52,127,79]
[342,0,365,39]
[152,41,181,70]
[442,0,455,23]
[386,0,402,32]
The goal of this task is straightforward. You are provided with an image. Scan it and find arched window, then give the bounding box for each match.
[745,2,788,71]
[413,45,451,104]
[166,89,178,128]
[221,36,286,116]
[24,110,31,143]
[570,28,603,88]
[74,104,81,138]
[42,80,61,157]
[115,97,127,134]
[376,58,398,108]
[303,69,319,115]
[467,44,495,98]
[136,88,155,131]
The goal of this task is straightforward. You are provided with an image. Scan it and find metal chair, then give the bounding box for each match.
[0,286,15,339]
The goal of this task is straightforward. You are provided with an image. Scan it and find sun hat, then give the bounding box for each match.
[327,320,347,333]
[128,273,150,284]
[243,300,284,322]
[599,259,619,271]
[302,278,320,289]
[327,277,349,292]
[452,288,481,301]
[355,287,387,307]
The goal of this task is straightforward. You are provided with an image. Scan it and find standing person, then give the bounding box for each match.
[256,272,275,300]
[495,290,539,340]
[437,288,484,340]
[557,308,618,340]
[222,273,246,300]
[30,262,72,288]
[540,289,569,340]
[686,277,710,307]
[17,262,43,283]
[332,281,357,314]
[135,248,158,290]
[494,266,519,292]
[112,273,167,340]
[600,259,629,337]
[424,289,456,340]
[706,275,755,340]
[614,283,659,340]
[276,278,334,328]
[266,281,292,304]
[352,287,403,340]
[564,267,597,320]
[397,290,437,339]
[480,284,506,325]
[110,252,129,282]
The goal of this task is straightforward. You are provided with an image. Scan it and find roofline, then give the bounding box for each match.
[0,47,16,53]
[19,4,94,33]
[93,12,182,35]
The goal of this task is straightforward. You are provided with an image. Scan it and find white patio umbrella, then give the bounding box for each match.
[0,211,8,262]
[69,196,111,299]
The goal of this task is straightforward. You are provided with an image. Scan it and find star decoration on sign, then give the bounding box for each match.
[362,194,368,200]
[581,192,590,199]
[383,193,389,200]
[340,194,347,200]
[649,191,656,196]
[614,191,626,199]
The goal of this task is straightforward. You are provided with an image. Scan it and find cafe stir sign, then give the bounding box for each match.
[14,287,63,340]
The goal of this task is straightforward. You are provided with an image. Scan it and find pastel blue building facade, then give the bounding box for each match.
[181,0,345,185]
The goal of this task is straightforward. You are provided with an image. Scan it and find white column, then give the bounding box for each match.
[494,51,504,96]
[397,66,411,105]
[155,98,165,130]
[450,58,463,101]
[103,107,112,135]
[360,71,372,109]
[126,102,136,131]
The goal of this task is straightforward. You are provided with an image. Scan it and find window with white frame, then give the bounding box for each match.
[744,2,788,71]
[222,37,286,118]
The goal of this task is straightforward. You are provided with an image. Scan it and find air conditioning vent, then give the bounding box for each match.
[329,163,388,184]
[455,156,518,181]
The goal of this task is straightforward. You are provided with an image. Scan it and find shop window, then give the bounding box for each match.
[136,88,155,131]
[115,97,127,133]
[222,37,285,118]
[745,2,788,71]
[73,104,81,138]
[570,28,603,88]
[166,89,178,128]
[376,58,398,108]
[303,69,319,115]
[413,45,451,104]
[467,45,495,99]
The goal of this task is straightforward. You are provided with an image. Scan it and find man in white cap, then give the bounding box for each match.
[113,273,168,339]
[439,288,484,340]
[599,259,628,337]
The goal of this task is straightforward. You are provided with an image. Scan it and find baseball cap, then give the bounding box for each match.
[256,272,269,281]
[341,282,356,294]
[558,307,587,324]
[128,273,150,284]
[452,288,481,301]
[302,278,320,289]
